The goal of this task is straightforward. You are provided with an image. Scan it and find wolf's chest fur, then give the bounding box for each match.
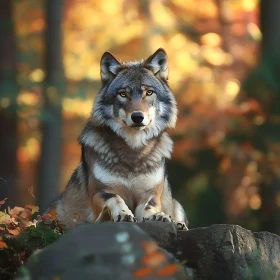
[82,127,172,188]
[93,161,164,191]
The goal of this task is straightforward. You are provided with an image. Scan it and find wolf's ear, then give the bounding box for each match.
[100,52,122,83]
[144,48,168,80]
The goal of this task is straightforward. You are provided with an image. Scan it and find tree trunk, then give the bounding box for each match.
[38,0,65,212]
[0,0,18,206]
[242,0,280,234]
[258,0,280,234]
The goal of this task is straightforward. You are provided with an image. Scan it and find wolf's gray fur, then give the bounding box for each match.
[47,49,188,230]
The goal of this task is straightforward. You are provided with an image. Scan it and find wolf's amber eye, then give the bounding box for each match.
[119,92,127,98]
[146,90,154,96]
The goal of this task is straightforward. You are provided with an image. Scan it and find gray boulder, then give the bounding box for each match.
[16,223,189,280]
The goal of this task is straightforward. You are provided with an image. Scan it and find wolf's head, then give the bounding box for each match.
[92,48,177,149]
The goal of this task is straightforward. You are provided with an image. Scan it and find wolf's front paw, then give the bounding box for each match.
[115,210,137,222]
[143,212,172,222]
[173,220,188,230]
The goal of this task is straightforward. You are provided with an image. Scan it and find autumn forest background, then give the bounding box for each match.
[1,0,280,234]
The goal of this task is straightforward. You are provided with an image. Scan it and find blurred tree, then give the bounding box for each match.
[38,0,65,212]
[242,0,280,233]
[0,0,19,206]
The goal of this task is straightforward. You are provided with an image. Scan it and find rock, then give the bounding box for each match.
[16,223,189,280]
[16,223,280,280]
[138,223,280,280]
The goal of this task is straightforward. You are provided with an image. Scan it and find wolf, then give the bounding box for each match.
[47,48,188,230]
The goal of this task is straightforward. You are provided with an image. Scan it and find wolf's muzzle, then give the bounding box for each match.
[131,112,144,124]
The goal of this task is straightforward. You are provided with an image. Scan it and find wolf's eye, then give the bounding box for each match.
[146,90,154,96]
[119,92,127,98]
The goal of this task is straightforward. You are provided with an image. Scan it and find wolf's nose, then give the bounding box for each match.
[131,112,144,124]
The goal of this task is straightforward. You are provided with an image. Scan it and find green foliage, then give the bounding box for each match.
[0,220,66,280]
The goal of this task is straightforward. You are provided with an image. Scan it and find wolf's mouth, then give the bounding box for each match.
[131,124,145,127]
[122,120,151,130]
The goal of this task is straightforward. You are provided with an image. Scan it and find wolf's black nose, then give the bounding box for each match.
[131,112,144,124]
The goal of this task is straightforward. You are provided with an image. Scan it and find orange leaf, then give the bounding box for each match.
[0,198,7,206]
[141,251,166,268]
[141,241,158,255]
[0,240,7,249]
[156,264,179,277]
[48,210,58,220]
[8,206,25,217]
[25,205,39,214]
[8,228,21,236]
[133,267,153,278]
[20,210,32,219]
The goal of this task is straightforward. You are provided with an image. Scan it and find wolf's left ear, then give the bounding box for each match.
[144,48,168,80]
[100,52,122,84]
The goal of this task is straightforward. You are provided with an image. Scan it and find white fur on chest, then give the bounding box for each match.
[93,162,164,191]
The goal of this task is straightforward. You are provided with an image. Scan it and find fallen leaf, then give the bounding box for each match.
[8,228,21,236]
[25,205,39,214]
[141,241,158,255]
[0,198,7,207]
[8,206,25,218]
[0,237,7,249]
[20,210,32,219]
[0,211,11,224]
[133,267,153,278]
[141,251,166,268]
[156,264,179,277]
[48,210,58,220]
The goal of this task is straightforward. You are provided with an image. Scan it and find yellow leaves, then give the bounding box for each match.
[26,138,40,161]
[25,205,39,214]
[174,51,198,74]
[247,23,262,41]
[241,0,258,12]
[0,212,11,224]
[29,68,45,82]
[169,34,188,50]
[201,33,222,47]
[62,98,93,119]
[225,79,240,101]
[17,91,39,106]
[1,205,40,233]
[201,46,233,66]
[0,205,39,238]
[150,2,176,28]
[249,194,262,210]
[8,206,35,228]
[196,0,218,18]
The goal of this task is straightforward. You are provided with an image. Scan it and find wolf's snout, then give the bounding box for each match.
[131,112,144,124]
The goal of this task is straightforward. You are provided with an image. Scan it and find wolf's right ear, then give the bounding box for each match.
[144,48,168,80]
[100,52,122,84]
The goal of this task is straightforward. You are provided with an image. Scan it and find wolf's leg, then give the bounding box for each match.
[172,199,188,230]
[93,192,136,223]
[135,195,172,223]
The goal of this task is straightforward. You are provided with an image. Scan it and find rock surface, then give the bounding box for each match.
[17,222,280,280]
[139,223,280,279]
[16,223,189,280]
